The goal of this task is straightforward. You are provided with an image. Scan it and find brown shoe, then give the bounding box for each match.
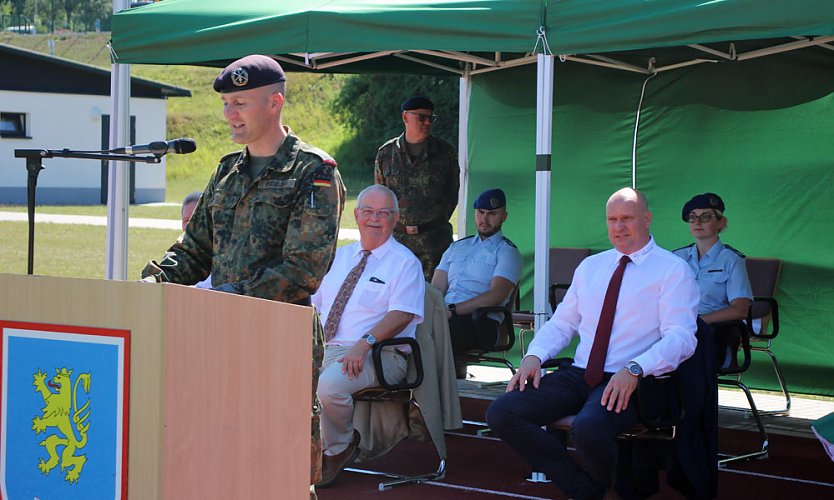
[316,430,361,488]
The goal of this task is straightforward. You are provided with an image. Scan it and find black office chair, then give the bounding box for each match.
[742,257,789,416]
[348,337,447,490]
[458,286,519,375]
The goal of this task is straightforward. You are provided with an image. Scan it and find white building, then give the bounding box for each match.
[0,43,190,204]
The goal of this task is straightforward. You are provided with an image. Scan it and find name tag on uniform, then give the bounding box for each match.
[707,269,723,273]
[259,179,296,189]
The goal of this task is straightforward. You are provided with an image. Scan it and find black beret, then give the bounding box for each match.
[682,192,725,221]
[401,95,434,111]
[213,55,286,93]
[473,189,506,210]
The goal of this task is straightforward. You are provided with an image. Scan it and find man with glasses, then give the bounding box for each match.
[674,192,752,367]
[375,95,460,280]
[313,184,425,487]
[431,188,522,379]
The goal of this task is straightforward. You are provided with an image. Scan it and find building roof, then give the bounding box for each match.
[0,43,191,98]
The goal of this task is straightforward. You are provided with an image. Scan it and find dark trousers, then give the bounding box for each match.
[447,315,500,355]
[486,366,646,500]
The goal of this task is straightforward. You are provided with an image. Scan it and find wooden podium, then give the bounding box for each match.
[0,273,312,500]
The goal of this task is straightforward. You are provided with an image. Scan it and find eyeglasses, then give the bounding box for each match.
[687,212,721,223]
[405,111,438,123]
[358,207,395,219]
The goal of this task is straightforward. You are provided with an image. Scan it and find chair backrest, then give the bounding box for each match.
[745,258,781,320]
[548,247,591,309]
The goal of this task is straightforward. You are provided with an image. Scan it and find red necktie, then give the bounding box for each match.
[323,250,372,342]
[585,255,631,387]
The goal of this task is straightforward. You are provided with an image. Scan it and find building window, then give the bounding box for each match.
[0,112,27,138]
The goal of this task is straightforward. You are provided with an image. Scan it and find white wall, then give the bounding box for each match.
[0,90,168,204]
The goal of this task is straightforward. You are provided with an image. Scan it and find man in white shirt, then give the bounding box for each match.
[486,188,699,500]
[313,184,425,488]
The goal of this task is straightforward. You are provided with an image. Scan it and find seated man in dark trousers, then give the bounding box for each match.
[486,188,699,500]
[430,188,522,379]
[313,184,425,488]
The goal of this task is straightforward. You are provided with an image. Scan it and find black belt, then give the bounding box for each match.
[395,219,446,235]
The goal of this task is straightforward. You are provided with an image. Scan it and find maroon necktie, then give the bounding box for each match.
[585,255,631,388]
[323,250,372,342]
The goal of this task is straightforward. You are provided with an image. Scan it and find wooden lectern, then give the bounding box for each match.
[0,273,312,500]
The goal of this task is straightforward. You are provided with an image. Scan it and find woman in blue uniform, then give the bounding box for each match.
[674,193,752,367]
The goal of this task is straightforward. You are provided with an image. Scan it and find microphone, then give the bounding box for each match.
[111,138,197,156]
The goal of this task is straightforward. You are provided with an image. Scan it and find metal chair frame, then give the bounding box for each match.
[346,337,446,491]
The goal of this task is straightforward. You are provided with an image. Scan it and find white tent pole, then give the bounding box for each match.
[457,66,472,239]
[106,0,131,280]
[534,53,555,332]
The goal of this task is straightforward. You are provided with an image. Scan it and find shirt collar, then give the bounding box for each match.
[471,230,504,246]
[614,236,655,265]
[702,239,724,263]
[353,235,395,260]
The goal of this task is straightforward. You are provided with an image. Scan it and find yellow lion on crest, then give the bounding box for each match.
[31,367,91,484]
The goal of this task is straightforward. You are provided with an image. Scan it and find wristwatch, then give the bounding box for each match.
[448,303,457,316]
[361,333,376,346]
[626,361,643,378]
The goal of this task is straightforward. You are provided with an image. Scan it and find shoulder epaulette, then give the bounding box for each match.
[724,244,746,259]
[219,150,243,163]
[673,243,695,252]
[455,235,476,244]
[501,236,518,249]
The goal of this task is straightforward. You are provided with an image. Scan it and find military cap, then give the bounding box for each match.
[401,95,434,111]
[473,188,506,210]
[213,55,286,93]
[682,192,725,221]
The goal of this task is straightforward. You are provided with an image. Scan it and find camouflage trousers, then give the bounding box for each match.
[310,310,325,500]
[394,223,453,281]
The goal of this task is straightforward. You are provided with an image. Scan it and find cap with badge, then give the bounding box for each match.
[401,95,434,112]
[473,188,506,210]
[213,55,286,94]
[681,192,725,221]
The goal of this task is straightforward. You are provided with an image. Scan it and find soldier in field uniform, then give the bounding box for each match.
[140,55,344,500]
[375,95,459,280]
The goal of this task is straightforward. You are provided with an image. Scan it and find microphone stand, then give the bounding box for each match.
[13,148,162,275]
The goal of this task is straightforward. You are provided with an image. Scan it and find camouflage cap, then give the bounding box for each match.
[473,188,506,210]
[401,95,434,111]
[682,192,725,221]
[213,55,286,93]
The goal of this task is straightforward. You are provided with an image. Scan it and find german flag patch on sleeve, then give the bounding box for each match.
[313,179,332,188]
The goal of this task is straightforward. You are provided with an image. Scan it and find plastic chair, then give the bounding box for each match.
[743,257,790,416]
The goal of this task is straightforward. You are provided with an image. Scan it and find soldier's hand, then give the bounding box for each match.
[506,355,542,393]
[138,276,158,284]
[212,282,242,294]
[339,343,370,380]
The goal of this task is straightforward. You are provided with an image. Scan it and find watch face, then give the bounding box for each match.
[363,334,376,345]
[628,363,641,376]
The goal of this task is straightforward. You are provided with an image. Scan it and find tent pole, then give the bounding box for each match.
[106,0,131,280]
[457,65,472,239]
[534,54,554,332]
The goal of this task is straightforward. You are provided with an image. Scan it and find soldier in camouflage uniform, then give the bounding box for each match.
[375,95,459,281]
[140,55,343,500]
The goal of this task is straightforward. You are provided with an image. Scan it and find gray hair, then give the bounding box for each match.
[181,191,203,214]
[357,185,399,212]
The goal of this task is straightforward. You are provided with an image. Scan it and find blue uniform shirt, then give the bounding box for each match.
[674,239,752,315]
[437,230,522,307]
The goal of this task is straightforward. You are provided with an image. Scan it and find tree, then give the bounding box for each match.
[331,74,459,176]
[63,0,75,29]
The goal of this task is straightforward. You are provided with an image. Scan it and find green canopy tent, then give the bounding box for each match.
[110,1,834,396]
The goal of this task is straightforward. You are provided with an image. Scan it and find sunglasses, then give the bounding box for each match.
[405,111,438,123]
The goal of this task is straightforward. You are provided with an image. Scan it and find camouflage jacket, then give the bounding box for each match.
[142,130,346,303]
[374,133,459,226]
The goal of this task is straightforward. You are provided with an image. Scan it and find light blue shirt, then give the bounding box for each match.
[674,239,753,316]
[436,230,522,307]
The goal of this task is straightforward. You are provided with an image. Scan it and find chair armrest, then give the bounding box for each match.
[370,337,423,392]
[635,372,685,431]
[713,320,752,375]
[472,304,515,351]
[746,296,779,340]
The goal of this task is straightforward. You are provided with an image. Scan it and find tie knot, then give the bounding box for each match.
[362,250,372,258]
[619,255,631,266]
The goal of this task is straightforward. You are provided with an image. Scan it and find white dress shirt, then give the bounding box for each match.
[526,237,699,377]
[312,236,425,345]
